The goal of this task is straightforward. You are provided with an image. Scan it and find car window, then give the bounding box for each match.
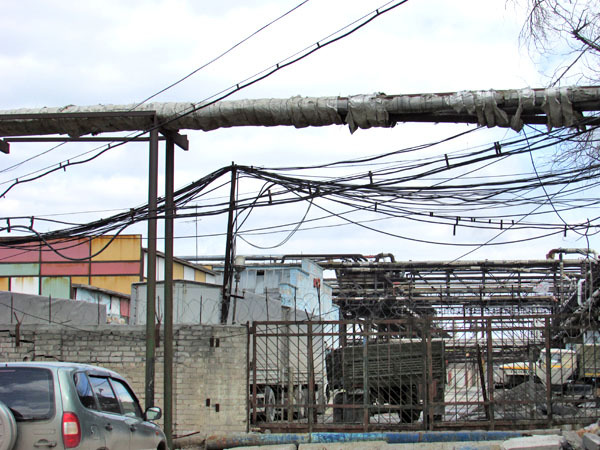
[74,372,97,410]
[0,367,54,421]
[89,376,121,414]
[110,378,143,419]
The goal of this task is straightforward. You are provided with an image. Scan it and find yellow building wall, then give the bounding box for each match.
[91,235,141,262]
[173,263,184,280]
[71,276,91,286]
[194,271,206,283]
[0,278,8,290]
[90,276,139,295]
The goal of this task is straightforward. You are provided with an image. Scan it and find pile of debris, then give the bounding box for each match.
[462,382,590,421]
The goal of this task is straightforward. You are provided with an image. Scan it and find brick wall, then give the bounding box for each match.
[0,324,248,436]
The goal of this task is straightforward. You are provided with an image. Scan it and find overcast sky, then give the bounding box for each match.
[1,0,597,262]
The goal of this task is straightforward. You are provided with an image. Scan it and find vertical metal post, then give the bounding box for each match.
[246,322,251,433]
[362,324,369,431]
[145,125,158,410]
[545,317,553,426]
[252,322,258,424]
[486,319,495,429]
[421,320,430,429]
[307,321,315,432]
[340,311,347,348]
[164,135,175,449]
[426,322,434,430]
[528,346,536,419]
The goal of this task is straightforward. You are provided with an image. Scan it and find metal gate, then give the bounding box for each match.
[248,317,600,432]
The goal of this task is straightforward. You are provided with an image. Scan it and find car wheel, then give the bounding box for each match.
[0,401,16,450]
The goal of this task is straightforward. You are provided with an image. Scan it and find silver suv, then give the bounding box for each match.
[0,362,167,450]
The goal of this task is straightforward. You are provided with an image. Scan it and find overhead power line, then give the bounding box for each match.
[0,0,411,199]
[2,123,600,258]
[0,1,312,178]
[131,0,313,108]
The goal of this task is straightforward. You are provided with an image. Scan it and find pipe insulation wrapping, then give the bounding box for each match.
[0,96,344,138]
[446,87,584,132]
[541,87,582,130]
[345,93,391,133]
[0,86,596,137]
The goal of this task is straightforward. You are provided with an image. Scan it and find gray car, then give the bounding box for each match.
[0,362,167,450]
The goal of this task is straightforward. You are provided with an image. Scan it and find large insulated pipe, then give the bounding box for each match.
[1,86,599,137]
[578,278,585,306]
[546,248,598,260]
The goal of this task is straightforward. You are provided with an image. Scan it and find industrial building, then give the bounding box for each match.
[0,234,215,323]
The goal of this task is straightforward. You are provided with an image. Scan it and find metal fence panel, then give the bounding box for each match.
[249,316,600,432]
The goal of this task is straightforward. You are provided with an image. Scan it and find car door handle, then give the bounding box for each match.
[105,423,113,431]
[34,439,57,448]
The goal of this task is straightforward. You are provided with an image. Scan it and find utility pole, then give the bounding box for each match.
[220,163,237,324]
[164,135,175,449]
[145,121,158,411]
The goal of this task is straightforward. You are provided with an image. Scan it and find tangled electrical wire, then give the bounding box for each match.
[2,122,600,259]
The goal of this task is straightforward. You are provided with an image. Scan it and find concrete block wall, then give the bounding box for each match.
[0,291,107,325]
[0,323,248,436]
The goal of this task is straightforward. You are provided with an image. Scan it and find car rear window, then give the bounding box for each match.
[89,376,121,414]
[0,367,55,421]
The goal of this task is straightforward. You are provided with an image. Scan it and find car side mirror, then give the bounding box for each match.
[145,406,162,421]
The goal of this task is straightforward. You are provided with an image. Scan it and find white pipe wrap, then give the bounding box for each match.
[0,86,594,137]
[541,87,583,130]
[345,94,391,133]
[0,97,344,138]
